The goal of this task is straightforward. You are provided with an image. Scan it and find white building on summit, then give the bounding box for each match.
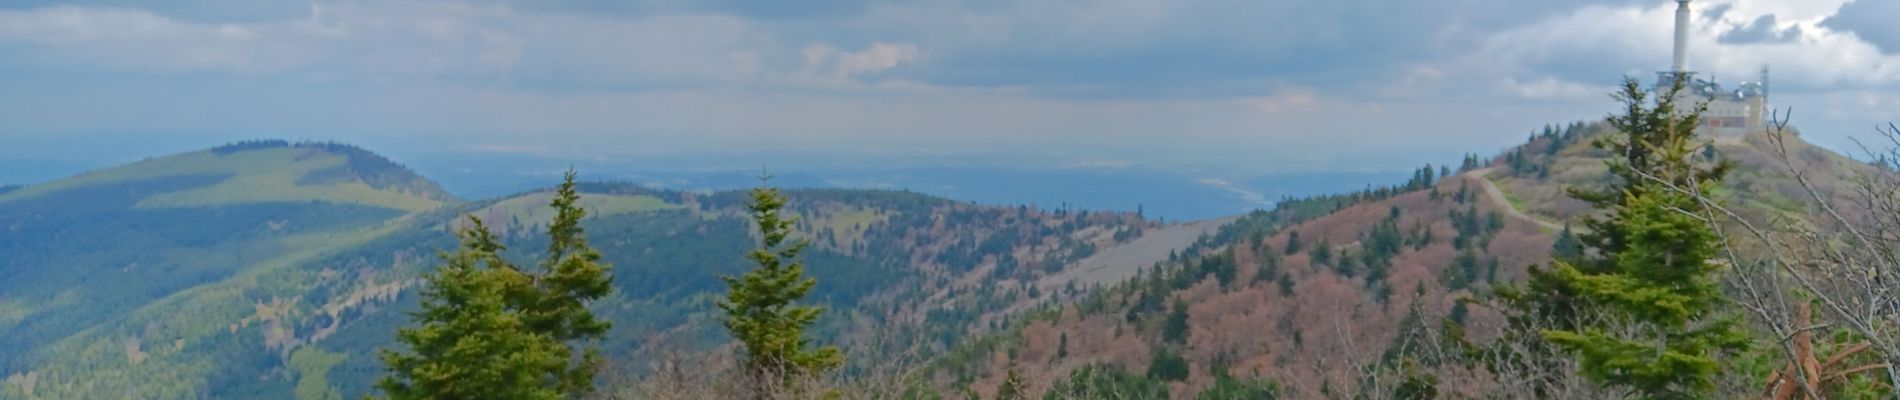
[1655,0,1768,137]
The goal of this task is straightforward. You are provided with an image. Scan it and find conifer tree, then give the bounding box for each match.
[519,170,615,394]
[719,182,843,389]
[378,218,565,400]
[997,366,1028,400]
[1311,237,1333,266]
[378,171,614,400]
[1501,79,1745,398]
[1056,332,1069,359]
[1551,223,1583,263]
[1162,300,1190,344]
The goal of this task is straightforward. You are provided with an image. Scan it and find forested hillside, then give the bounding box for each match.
[0,142,452,399]
[934,119,1897,398]
[0,143,1193,399]
[0,142,443,364]
[924,160,1548,398]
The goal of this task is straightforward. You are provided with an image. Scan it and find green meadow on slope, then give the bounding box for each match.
[0,141,452,212]
[0,141,455,399]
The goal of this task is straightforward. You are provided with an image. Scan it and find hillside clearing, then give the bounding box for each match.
[1040,215,1239,289]
[472,192,681,231]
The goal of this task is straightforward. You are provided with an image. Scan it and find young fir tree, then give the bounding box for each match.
[1162,300,1191,344]
[719,182,843,387]
[1056,332,1070,359]
[1551,223,1584,262]
[522,170,616,394]
[996,366,1028,400]
[1500,78,1745,398]
[378,171,615,400]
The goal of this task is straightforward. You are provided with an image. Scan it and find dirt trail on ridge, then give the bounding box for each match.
[1467,167,1564,231]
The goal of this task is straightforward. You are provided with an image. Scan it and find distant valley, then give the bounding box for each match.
[4,146,1420,223]
[403,152,1413,222]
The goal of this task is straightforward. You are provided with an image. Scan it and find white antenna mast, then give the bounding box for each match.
[1673,0,1691,74]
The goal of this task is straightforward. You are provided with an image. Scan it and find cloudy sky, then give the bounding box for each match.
[1,0,1897,173]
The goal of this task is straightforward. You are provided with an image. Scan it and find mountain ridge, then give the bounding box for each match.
[0,142,1218,399]
[0,140,455,213]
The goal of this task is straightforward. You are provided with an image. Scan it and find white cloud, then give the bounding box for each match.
[1246,90,1321,114]
[1471,0,1893,90]
[0,3,937,91]
[0,6,264,71]
[0,3,536,77]
[1505,77,1609,101]
[800,41,921,85]
[836,42,919,76]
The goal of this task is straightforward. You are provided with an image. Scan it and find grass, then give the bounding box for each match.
[140,176,441,212]
[0,299,32,333]
[0,291,79,333]
[290,347,347,400]
[1487,176,1529,212]
[815,208,887,248]
[1486,175,1571,233]
[0,148,445,212]
[476,192,681,230]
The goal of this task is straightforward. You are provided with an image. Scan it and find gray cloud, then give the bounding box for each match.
[1823,0,1900,54]
[1720,14,1800,44]
[1,0,1897,175]
[511,0,879,19]
[1701,3,1734,20]
[0,0,307,23]
[804,0,1655,98]
[0,0,1676,100]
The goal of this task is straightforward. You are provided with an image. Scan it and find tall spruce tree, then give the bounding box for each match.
[378,171,614,400]
[524,171,615,394]
[1162,300,1191,344]
[719,182,843,388]
[1501,78,1745,398]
